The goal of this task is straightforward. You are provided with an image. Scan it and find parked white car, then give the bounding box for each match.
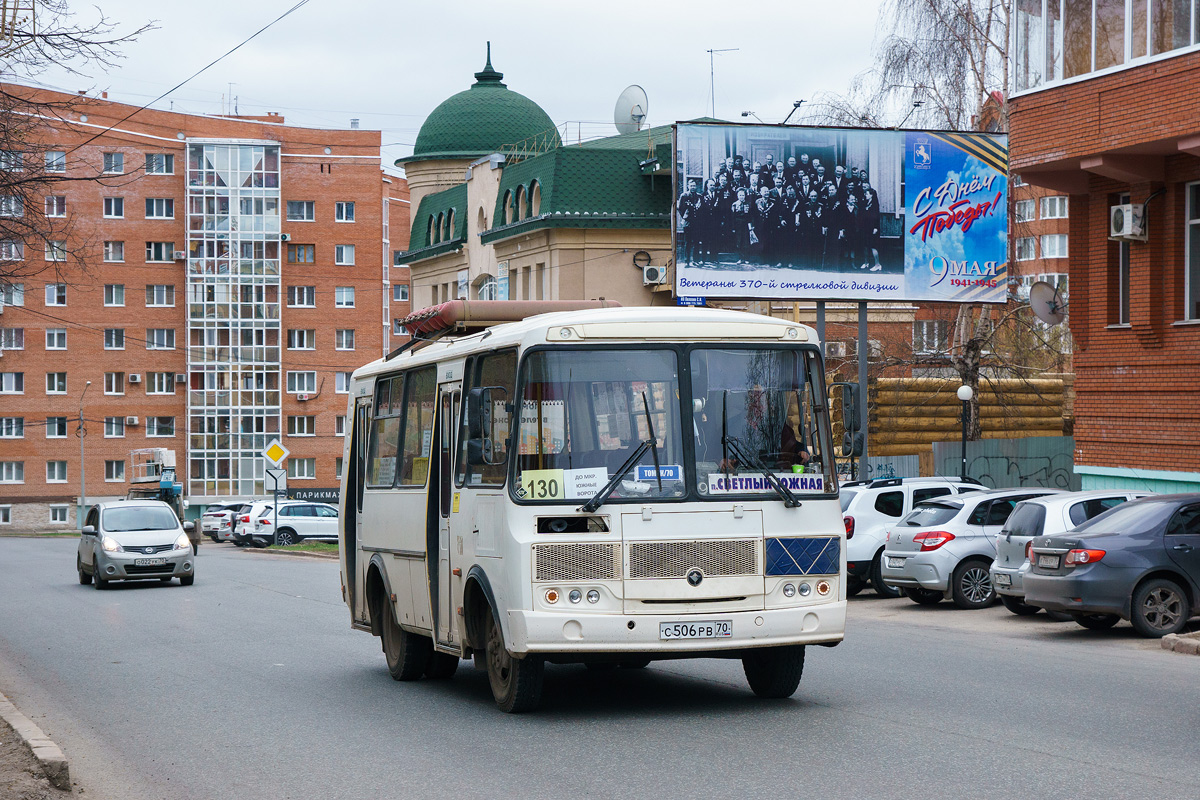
[250,502,339,546]
[841,477,983,597]
[880,487,1063,609]
[991,490,1152,617]
[201,502,242,543]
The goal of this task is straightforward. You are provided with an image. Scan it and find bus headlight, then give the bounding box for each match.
[798,583,812,597]
[568,589,582,604]
[586,590,600,604]
[782,583,796,598]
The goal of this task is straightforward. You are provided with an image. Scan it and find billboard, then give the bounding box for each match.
[674,123,1008,303]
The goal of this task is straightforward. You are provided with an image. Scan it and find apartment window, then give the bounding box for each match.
[1015,237,1037,261]
[0,240,22,260]
[286,329,316,350]
[105,460,125,481]
[145,198,175,219]
[1040,196,1068,219]
[913,320,949,355]
[335,286,355,307]
[287,457,316,479]
[0,151,22,171]
[103,241,125,262]
[145,284,175,306]
[0,328,23,349]
[0,195,20,217]
[0,461,24,482]
[335,457,344,479]
[145,153,174,174]
[335,329,355,350]
[104,416,125,437]
[335,371,351,393]
[335,415,346,437]
[0,283,23,306]
[146,417,175,437]
[145,242,175,262]
[46,460,67,482]
[45,241,66,261]
[46,416,68,437]
[44,196,65,217]
[148,372,175,394]
[104,372,124,394]
[49,505,68,523]
[287,415,316,436]
[286,200,315,221]
[334,245,355,266]
[146,328,176,349]
[1014,199,1036,223]
[1187,183,1200,321]
[45,151,65,172]
[287,286,315,307]
[45,283,66,305]
[287,243,315,264]
[0,372,24,393]
[46,372,66,393]
[287,371,317,393]
[1039,273,1069,294]
[103,152,124,174]
[98,328,124,350]
[0,506,9,524]
[392,284,409,302]
[103,197,124,218]
[0,417,23,438]
[335,201,355,222]
[1041,234,1068,259]
[104,284,125,306]
[45,328,65,349]
[393,320,407,336]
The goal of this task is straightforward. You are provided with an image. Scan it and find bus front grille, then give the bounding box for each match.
[533,543,621,582]
[627,539,759,580]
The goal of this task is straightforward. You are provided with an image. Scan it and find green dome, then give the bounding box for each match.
[400,48,560,165]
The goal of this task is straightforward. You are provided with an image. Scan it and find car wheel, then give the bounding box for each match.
[904,587,942,605]
[77,555,92,585]
[846,576,866,597]
[208,535,219,543]
[870,552,903,599]
[179,574,195,586]
[484,610,543,713]
[1130,578,1191,638]
[93,566,107,590]
[425,652,460,680]
[1000,594,1040,616]
[275,528,297,547]
[1071,612,1120,630]
[951,558,996,609]
[381,597,430,681]
[1044,609,1074,622]
[742,645,806,698]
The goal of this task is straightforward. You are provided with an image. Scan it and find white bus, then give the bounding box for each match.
[338,301,846,712]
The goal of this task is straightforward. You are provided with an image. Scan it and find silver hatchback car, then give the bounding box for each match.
[77,500,196,588]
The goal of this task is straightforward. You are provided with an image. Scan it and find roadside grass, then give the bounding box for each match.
[271,541,339,555]
[0,532,79,538]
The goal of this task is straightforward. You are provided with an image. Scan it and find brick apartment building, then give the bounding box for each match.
[0,85,410,528]
[1009,1,1200,491]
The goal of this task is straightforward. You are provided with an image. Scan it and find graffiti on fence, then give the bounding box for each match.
[932,437,1078,490]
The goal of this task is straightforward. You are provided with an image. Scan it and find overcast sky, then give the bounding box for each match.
[29,0,885,175]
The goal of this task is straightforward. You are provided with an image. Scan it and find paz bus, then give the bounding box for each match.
[338,300,847,712]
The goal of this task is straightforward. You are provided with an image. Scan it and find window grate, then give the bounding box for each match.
[627,539,759,579]
[533,542,620,582]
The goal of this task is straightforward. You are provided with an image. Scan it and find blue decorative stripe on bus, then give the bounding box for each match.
[765,537,840,576]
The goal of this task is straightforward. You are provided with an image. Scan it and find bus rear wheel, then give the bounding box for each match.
[484,612,543,713]
[742,645,805,698]
[381,599,430,681]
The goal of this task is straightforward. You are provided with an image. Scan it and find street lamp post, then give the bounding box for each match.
[957,384,974,481]
[78,380,91,524]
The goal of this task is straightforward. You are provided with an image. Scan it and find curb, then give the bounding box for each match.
[239,546,338,561]
[1160,632,1200,655]
[0,690,69,790]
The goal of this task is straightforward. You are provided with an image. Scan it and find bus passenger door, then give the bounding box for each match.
[348,396,371,620]
[434,384,462,647]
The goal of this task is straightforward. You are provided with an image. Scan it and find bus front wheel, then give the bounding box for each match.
[484,612,543,713]
[382,599,431,681]
[742,645,805,698]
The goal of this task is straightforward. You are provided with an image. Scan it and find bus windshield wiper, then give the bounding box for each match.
[719,390,800,508]
[579,393,663,513]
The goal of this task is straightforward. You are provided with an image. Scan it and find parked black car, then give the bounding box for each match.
[1024,494,1200,637]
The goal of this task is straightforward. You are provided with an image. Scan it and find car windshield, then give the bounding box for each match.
[900,502,960,527]
[1002,502,1046,537]
[839,489,859,512]
[103,506,180,532]
[1070,500,1176,535]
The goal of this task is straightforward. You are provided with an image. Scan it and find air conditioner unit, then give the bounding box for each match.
[280,233,291,242]
[174,373,186,384]
[825,342,848,358]
[128,373,141,384]
[125,416,139,426]
[296,393,310,402]
[1109,203,1147,242]
[642,264,668,286]
[173,250,186,260]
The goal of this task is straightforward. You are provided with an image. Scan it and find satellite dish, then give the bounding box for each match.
[1029,280,1067,325]
[614,84,649,135]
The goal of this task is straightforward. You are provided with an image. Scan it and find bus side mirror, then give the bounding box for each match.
[841,431,864,458]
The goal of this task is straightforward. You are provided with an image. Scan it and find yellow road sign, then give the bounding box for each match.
[264,439,290,467]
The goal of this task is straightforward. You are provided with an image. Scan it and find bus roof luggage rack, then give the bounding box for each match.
[386,300,622,360]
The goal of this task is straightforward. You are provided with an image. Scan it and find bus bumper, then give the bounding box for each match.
[506,602,846,655]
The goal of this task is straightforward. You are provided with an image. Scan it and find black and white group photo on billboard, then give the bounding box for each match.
[675,125,903,274]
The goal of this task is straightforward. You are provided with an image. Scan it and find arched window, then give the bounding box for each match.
[530,181,541,216]
[502,191,513,225]
[427,216,437,246]
[515,186,526,221]
[477,207,487,233]
[476,274,497,301]
[434,212,444,244]
[444,209,454,241]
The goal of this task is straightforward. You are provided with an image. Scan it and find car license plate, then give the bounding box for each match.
[134,558,167,567]
[994,573,1012,587]
[1037,554,1060,569]
[887,557,905,568]
[659,620,732,640]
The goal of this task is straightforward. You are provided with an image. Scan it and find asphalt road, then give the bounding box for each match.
[0,537,1197,800]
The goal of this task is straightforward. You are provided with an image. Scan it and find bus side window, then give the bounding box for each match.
[366,374,404,487]
[399,367,437,486]
[458,350,516,486]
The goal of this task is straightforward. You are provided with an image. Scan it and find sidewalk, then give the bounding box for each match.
[0,698,72,797]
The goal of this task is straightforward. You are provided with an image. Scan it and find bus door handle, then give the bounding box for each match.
[452,568,462,576]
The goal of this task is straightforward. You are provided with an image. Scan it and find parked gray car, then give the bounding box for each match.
[77,500,196,588]
[991,491,1151,618]
[1025,494,1200,637]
